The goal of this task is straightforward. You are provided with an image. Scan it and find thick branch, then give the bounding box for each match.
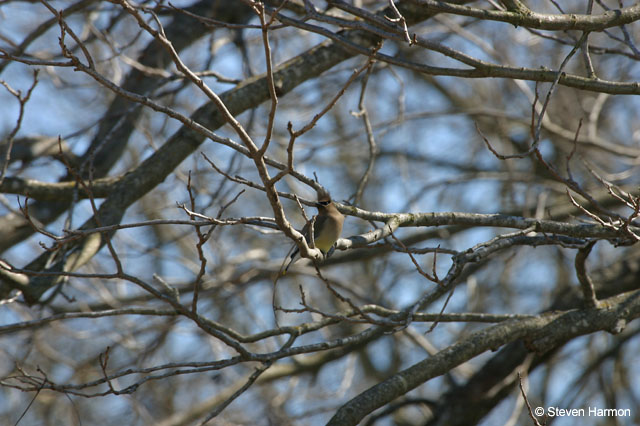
[328,290,640,425]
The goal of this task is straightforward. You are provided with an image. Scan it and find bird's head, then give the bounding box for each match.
[315,188,332,210]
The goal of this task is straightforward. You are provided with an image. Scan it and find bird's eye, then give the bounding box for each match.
[319,201,330,206]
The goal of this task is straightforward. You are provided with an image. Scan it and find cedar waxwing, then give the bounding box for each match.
[284,191,344,272]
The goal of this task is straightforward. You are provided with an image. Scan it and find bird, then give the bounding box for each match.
[284,191,344,273]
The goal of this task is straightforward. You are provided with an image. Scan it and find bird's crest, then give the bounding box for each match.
[316,187,331,204]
